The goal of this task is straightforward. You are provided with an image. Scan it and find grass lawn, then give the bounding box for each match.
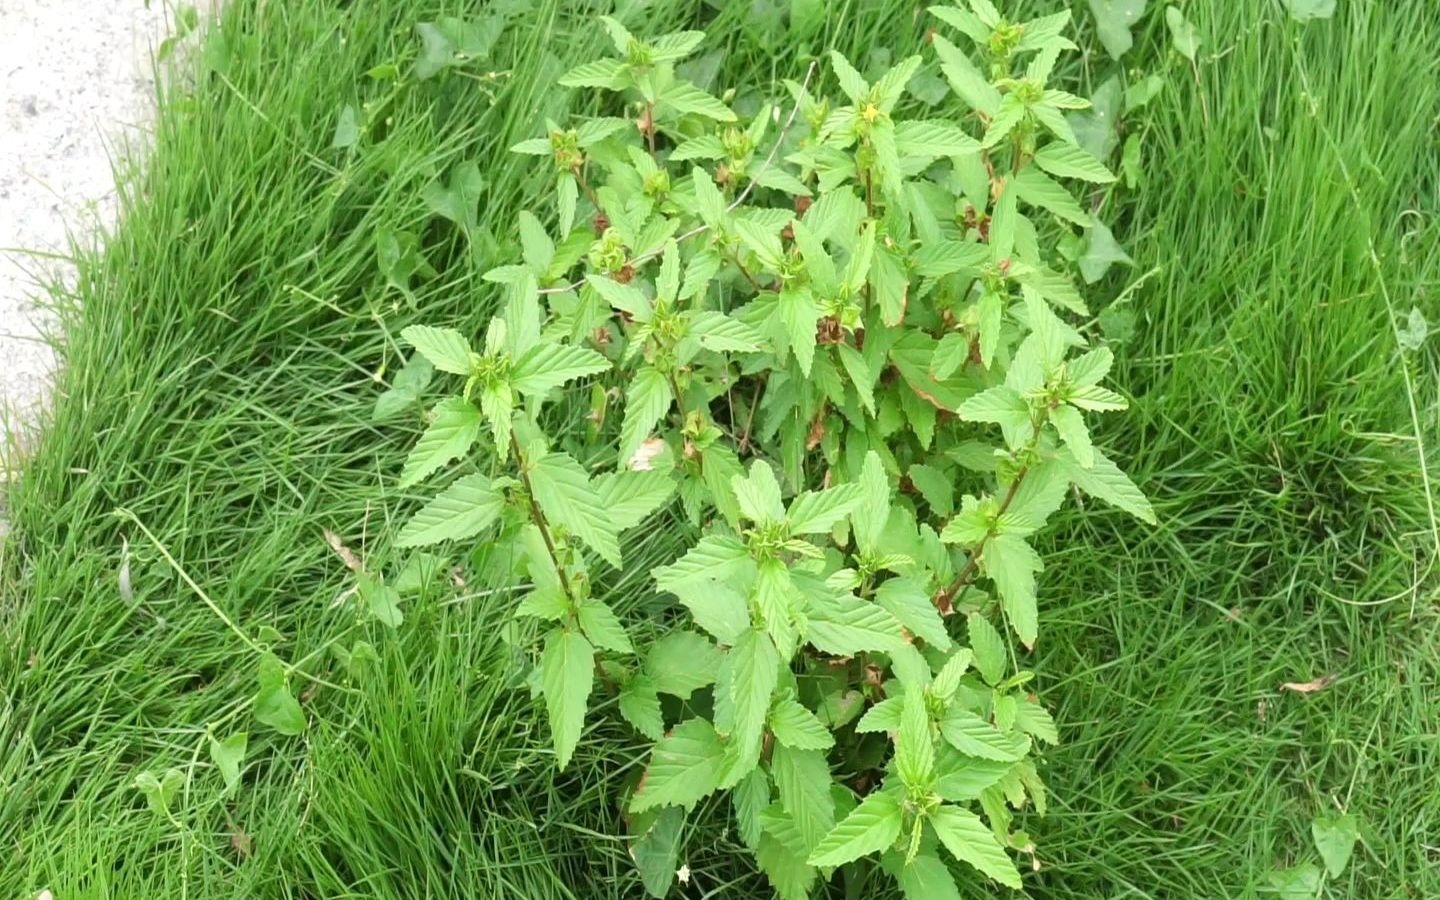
[2,1,1436,897]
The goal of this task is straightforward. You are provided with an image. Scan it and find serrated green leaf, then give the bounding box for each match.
[895,120,981,161]
[586,274,653,320]
[771,744,835,852]
[966,613,1007,685]
[851,694,901,735]
[1061,446,1156,523]
[594,470,674,531]
[871,242,910,327]
[1015,698,1058,745]
[982,533,1041,647]
[661,80,736,121]
[981,94,1025,150]
[932,34,1000,116]
[400,398,483,488]
[876,577,951,650]
[1051,404,1094,468]
[401,325,472,375]
[931,332,970,382]
[653,533,752,593]
[1034,140,1116,183]
[733,460,786,525]
[511,342,610,396]
[907,463,955,518]
[870,118,905,201]
[632,806,685,898]
[631,717,726,812]
[208,732,247,794]
[809,790,903,867]
[889,850,962,900]
[736,217,786,270]
[671,133,727,161]
[515,587,570,621]
[837,342,878,414]
[957,385,1029,429]
[934,749,1013,801]
[254,654,306,736]
[674,581,749,645]
[735,768,771,849]
[577,598,633,654]
[619,675,665,740]
[542,629,594,770]
[852,451,891,553]
[529,452,622,567]
[786,482,863,535]
[1012,166,1090,226]
[778,287,822,377]
[724,629,781,775]
[757,831,818,900]
[805,587,906,656]
[559,57,627,89]
[940,708,1031,761]
[689,310,766,352]
[896,689,936,790]
[646,630,723,698]
[652,29,706,62]
[914,241,989,278]
[396,474,503,547]
[828,49,868,102]
[619,367,673,466]
[770,698,835,750]
[930,805,1023,888]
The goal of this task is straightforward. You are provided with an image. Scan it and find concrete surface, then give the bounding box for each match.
[1,0,172,458]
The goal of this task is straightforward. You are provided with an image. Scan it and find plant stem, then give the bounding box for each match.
[738,373,767,455]
[725,244,764,292]
[936,463,1030,610]
[574,164,601,213]
[644,102,657,160]
[510,433,577,605]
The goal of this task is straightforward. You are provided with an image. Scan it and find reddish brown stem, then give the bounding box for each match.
[936,465,1030,610]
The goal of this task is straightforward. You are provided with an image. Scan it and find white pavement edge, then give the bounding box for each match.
[1,1,174,527]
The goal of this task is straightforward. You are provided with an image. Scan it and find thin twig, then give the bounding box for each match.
[510,433,577,604]
[935,467,1030,610]
[538,59,819,296]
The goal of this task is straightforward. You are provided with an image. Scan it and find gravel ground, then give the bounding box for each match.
[1,0,171,457]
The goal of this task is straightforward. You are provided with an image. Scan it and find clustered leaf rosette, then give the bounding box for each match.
[389,3,1155,897]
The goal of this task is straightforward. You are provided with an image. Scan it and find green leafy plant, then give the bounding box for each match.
[389,3,1154,895]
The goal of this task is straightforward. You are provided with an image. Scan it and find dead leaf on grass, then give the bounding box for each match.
[322,528,362,572]
[628,436,666,471]
[229,823,254,859]
[1280,674,1336,694]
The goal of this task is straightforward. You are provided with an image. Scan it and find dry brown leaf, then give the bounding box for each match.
[628,437,666,471]
[322,528,362,572]
[1280,674,1336,694]
[229,824,254,859]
